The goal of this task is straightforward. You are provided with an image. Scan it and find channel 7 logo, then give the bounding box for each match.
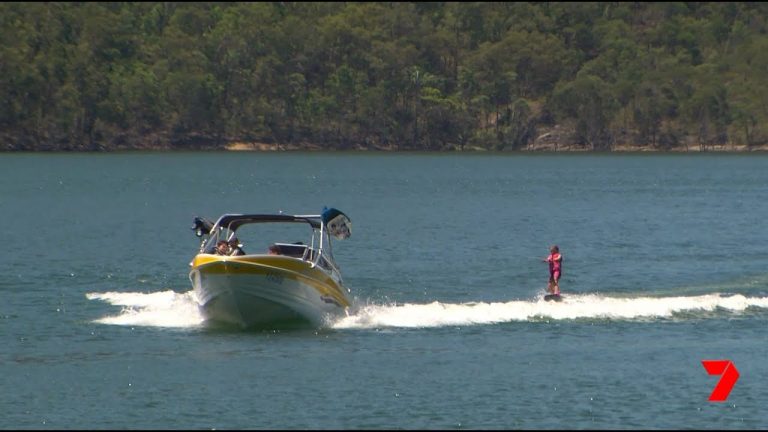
[702,360,739,402]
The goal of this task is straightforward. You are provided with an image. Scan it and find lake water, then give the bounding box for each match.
[1,152,767,429]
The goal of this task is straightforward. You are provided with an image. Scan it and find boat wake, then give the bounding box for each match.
[333,293,768,329]
[86,290,205,328]
[86,291,768,330]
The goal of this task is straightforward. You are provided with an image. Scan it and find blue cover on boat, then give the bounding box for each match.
[322,207,352,239]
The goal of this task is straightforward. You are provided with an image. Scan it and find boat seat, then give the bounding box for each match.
[273,243,308,258]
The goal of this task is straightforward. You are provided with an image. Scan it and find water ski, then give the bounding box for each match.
[544,294,563,302]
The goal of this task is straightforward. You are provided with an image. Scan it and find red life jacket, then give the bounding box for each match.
[547,253,562,273]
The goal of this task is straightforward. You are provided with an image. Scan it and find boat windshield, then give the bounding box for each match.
[203,220,312,252]
[199,215,337,268]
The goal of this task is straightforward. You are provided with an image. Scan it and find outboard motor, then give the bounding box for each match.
[191,216,215,238]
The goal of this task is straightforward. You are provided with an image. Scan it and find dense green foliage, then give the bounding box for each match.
[3,2,768,151]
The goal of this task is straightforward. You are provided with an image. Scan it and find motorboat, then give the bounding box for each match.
[188,208,353,328]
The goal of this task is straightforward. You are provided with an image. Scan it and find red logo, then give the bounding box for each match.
[702,360,739,402]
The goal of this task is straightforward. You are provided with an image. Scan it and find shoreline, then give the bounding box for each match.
[4,139,768,153]
[223,141,768,152]
[6,125,768,153]
[4,144,768,153]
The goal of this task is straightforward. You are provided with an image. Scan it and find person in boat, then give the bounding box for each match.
[215,240,231,255]
[268,244,281,255]
[228,237,245,256]
[543,245,563,295]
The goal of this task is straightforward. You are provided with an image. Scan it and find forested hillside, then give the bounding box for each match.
[3,2,768,151]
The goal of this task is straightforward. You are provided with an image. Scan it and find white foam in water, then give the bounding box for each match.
[87,290,768,330]
[332,293,768,329]
[86,290,205,328]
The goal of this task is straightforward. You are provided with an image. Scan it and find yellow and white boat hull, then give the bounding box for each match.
[189,254,351,328]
